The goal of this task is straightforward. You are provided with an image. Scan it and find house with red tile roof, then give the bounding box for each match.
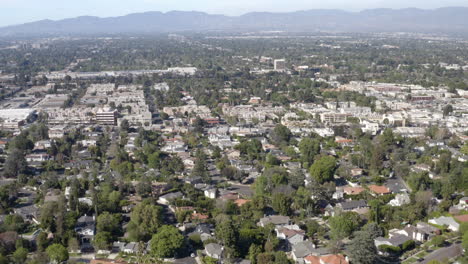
[234,199,250,207]
[454,214,468,222]
[343,186,365,195]
[305,254,349,264]
[368,185,392,195]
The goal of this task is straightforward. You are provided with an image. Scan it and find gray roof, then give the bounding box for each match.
[205,243,223,255]
[292,241,315,258]
[385,178,407,193]
[159,191,183,200]
[376,235,412,247]
[339,200,367,210]
[259,215,291,226]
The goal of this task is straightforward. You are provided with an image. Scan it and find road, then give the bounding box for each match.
[420,244,463,264]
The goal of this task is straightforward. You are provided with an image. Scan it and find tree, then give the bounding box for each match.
[3,150,27,178]
[93,231,112,250]
[127,202,163,241]
[249,244,263,264]
[96,212,121,237]
[12,247,28,264]
[304,219,320,238]
[270,124,291,145]
[68,237,80,253]
[443,104,453,117]
[309,156,337,184]
[347,230,378,264]
[193,117,206,134]
[215,218,238,254]
[191,149,209,183]
[2,214,26,232]
[299,138,321,167]
[431,236,445,247]
[46,244,69,264]
[150,225,184,258]
[329,212,361,240]
[271,193,292,216]
[463,232,468,253]
[36,232,49,252]
[0,254,7,264]
[363,222,382,240]
[288,168,305,189]
[120,119,130,132]
[274,251,290,264]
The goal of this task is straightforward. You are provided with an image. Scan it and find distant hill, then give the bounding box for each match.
[1,7,468,36]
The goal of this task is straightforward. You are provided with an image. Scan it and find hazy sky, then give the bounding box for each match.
[1,0,468,27]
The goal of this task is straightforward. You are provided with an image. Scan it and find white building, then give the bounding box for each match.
[274,59,286,71]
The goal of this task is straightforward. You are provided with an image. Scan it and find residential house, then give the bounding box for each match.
[336,200,368,214]
[428,216,460,231]
[343,186,365,195]
[204,188,217,199]
[189,224,214,242]
[258,215,291,227]
[389,193,411,207]
[34,140,52,150]
[123,242,139,254]
[292,241,316,264]
[391,224,437,243]
[157,192,183,205]
[368,185,392,196]
[332,188,344,200]
[205,243,223,260]
[454,214,468,223]
[276,225,305,246]
[374,234,412,248]
[305,254,349,264]
[75,215,95,249]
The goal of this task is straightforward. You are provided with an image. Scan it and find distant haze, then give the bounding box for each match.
[1,0,468,27]
[2,7,468,37]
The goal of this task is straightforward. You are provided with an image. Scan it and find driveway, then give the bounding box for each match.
[420,244,463,264]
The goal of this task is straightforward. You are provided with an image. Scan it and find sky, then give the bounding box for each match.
[1,0,468,27]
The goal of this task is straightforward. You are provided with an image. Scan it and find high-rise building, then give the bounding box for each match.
[274,59,286,71]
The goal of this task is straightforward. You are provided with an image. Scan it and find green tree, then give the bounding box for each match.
[96,212,121,237]
[3,150,27,178]
[309,156,337,184]
[462,232,468,253]
[46,244,69,264]
[36,232,49,252]
[215,218,238,254]
[347,230,378,264]
[363,222,382,239]
[120,119,130,132]
[329,212,361,240]
[270,124,291,146]
[299,138,321,166]
[127,202,163,241]
[249,244,263,264]
[150,225,184,258]
[431,236,445,247]
[191,149,209,183]
[274,251,291,264]
[12,247,28,264]
[443,104,453,117]
[0,254,7,264]
[288,168,305,189]
[93,231,112,250]
[304,219,320,238]
[271,193,292,216]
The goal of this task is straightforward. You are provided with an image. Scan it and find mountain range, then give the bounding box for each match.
[1,7,468,36]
